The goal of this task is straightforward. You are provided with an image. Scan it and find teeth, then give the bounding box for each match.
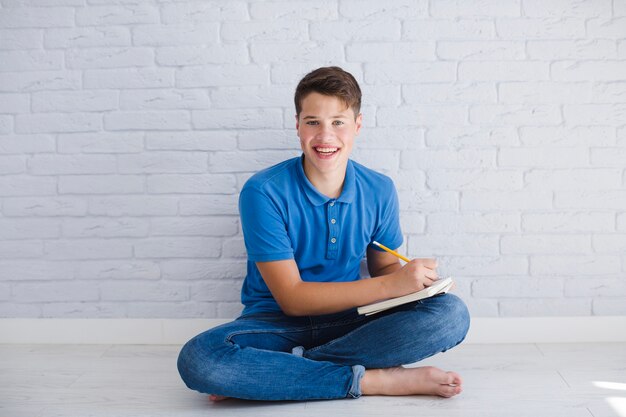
[316,147,338,153]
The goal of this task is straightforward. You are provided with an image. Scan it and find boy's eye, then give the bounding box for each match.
[333,120,344,126]
[306,121,319,126]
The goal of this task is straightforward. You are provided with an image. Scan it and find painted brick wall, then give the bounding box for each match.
[1,0,625,318]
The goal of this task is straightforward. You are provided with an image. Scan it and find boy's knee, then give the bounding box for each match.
[440,293,470,343]
[177,334,225,394]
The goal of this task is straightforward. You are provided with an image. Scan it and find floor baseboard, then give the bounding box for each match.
[1,316,625,344]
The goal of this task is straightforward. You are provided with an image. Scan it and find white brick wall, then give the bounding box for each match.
[0,0,625,319]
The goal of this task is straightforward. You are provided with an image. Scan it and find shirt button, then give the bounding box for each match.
[330,237,337,244]
[330,201,335,207]
[331,218,336,224]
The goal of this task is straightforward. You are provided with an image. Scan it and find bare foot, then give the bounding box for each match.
[361,366,462,398]
[208,394,229,402]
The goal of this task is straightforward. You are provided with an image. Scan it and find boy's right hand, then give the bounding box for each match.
[387,258,439,297]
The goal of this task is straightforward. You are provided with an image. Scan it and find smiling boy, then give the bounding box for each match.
[177,66,470,401]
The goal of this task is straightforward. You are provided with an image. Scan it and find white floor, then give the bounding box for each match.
[1,343,625,417]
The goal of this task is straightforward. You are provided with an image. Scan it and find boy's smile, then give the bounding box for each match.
[296,92,362,192]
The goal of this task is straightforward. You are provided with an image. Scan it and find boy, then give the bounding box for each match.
[177,66,470,401]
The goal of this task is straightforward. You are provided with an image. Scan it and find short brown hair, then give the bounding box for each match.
[294,66,361,119]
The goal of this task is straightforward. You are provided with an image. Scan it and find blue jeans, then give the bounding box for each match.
[177,293,470,401]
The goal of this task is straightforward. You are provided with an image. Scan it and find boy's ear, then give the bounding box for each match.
[295,114,300,133]
[355,113,363,134]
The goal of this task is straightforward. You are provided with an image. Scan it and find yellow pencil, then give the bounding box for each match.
[372,241,411,263]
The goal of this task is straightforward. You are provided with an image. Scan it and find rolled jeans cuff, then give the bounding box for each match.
[348,365,365,399]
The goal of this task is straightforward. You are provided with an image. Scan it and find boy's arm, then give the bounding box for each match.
[257,255,438,316]
[366,245,402,277]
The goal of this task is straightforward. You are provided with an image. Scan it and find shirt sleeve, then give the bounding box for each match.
[239,187,295,262]
[371,178,404,251]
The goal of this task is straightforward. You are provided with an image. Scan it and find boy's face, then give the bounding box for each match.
[296,92,362,180]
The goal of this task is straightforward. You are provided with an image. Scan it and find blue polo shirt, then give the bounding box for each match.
[238,155,403,316]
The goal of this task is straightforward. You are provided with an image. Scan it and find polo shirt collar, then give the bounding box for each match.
[297,154,356,206]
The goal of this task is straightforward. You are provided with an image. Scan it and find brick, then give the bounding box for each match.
[119,89,209,110]
[13,282,99,303]
[75,260,160,280]
[564,104,626,126]
[117,152,207,174]
[404,83,495,104]
[0,29,43,50]
[45,239,133,260]
[208,150,300,173]
[471,104,561,125]
[527,168,622,190]
[66,47,154,69]
[522,0,611,18]
[62,217,149,238]
[0,93,29,114]
[146,131,237,151]
[161,2,248,24]
[221,237,247,259]
[176,65,268,88]
[133,23,219,46]
[502,234,591,254]
[365,62,457,84]
[593,299,626,315]
[210,85,293,109]
[32,90,119,112]
[619,213,626,231]
[45,27,131,48]
[426,127,518,147]
[178,195,239,216]
[0,218,60,240]
[461,190,552,210]
[42,303,124,318]
[156,44,248,66]
[0,50,62,72]
[101,282,189,302]
[499,299,591,316]
[0,70,81,92]
[3,196,87,216]
[531,255,621,275]
[556,191,626,210]
[134,237,222,259]
[499,82,592,104]
[3,0,83,5]
[592,82,626,103]
[126,301,216,318]
[190,280,241,302]
[499,147,588,168]
[400,215,426,234]
[528,39,616,60]
[0,303,42,317]
[428,213,520,233]
[84,68,174,89]
[88,196,178,216]
[587,17,626,38]
[358,127,424,150]
[401,149,496,169]
[459,61,549,81]
[76,5,159,25]
[0,241,43,259]
[147,174,236,195]
[0,116,12,134]
[250,1,337,19]
[161,260,246,280]
[104,111,190,131]
[427,169,522,190]
[193,109,283,130]
[222,20,308,42]
[250,41,343,64]
[407,234,500,256]
[593,234,626,254]
[438,41,525,60]
[29,155,116,175]
[519,126,615,147]
[378,105,468,126]
[566,278,626,297]
[0,176,57,196]
[431,0,520,17]
[347,41,434,62]
[398,190,459,211]
[0,7,74,28]
[0,156,25,174]
[552,61,626,81]
[237,130,299,151]
[404,18,494,40]
[58,175,145,194]
[0,135,55,154]
[351,149,400,173]
[473,277,563,298]
[15,113,102,134]
[495,18,585,39]
[360,84,402,107]
[441,255,529,276]
[523,212,615,233]
[312,20,401,42]
[58,132,143,154]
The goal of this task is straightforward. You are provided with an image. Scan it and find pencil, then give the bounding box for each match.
[372,241,411,263]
